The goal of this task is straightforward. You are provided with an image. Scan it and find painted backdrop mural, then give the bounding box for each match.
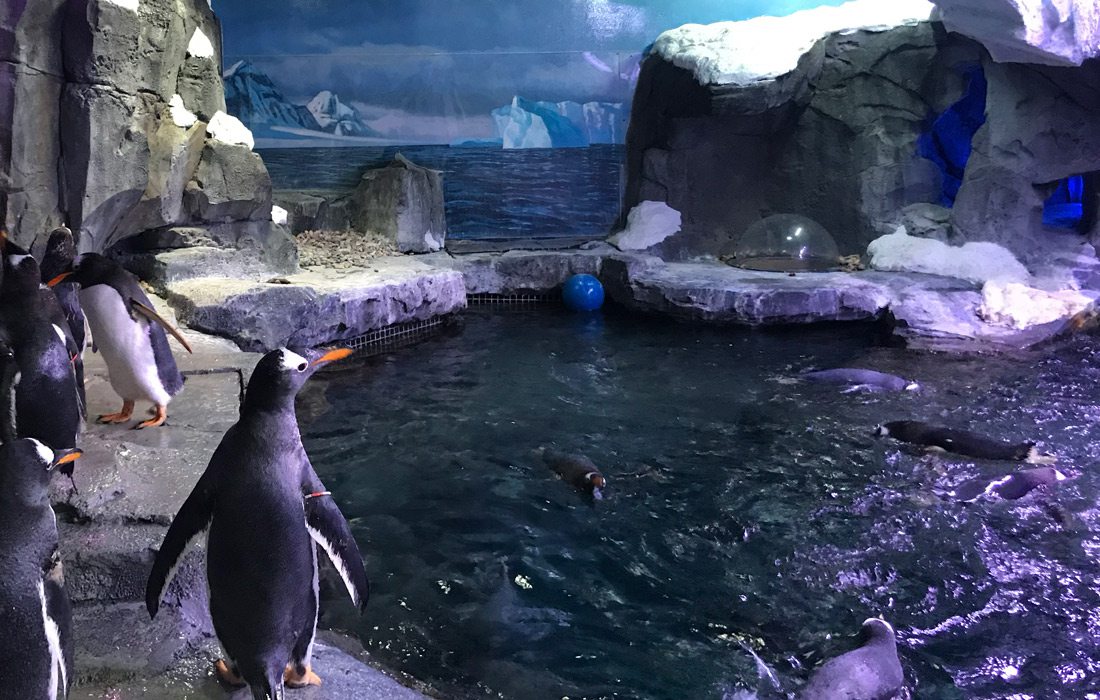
[218,0,844,238]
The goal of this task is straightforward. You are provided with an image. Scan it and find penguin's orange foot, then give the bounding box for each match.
[134,405,168,430]
[285,664,323,688]
[97,399,135,424]
[214,659,246,688]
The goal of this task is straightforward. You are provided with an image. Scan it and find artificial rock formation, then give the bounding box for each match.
[933,0,1100,66]
[2,0,290,267]
[623,1,1100,267]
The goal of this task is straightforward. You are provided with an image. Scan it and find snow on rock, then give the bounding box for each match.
[207,111,255,150]
[102,0,139,10]
[608,201,682,251]
[187,28,216,59]
[932,0,1100,66]
[979,280,1095,328]
[168,95,197,128]
[867,228,1030,285]
[652,0,934,85]
[271,205,288,225]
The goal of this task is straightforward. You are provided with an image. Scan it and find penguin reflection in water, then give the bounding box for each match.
[0,439,81,700]
[146,347,369,699]
[48,253,193,429]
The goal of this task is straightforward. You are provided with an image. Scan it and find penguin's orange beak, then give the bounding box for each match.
[47,271,72,287]
[49,448,82,471]
[310,348,353,366]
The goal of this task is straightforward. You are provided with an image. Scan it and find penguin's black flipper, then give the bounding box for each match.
[129,299,194,354]
[146,484,214,619]
[304,491,370,611]
[0,338,17,444]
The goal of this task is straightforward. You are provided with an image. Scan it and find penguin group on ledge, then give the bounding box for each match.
[0,230,369,700]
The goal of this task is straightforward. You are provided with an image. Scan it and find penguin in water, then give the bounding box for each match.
[802,368,919,393]
[799,618,904,700]
[944,466,1068,502]
[539,448,606,499]
[48,253,193,429]
[0,438,81,700]
[0,252,84,467]
[39,227,86,412]
[874,420,1048,463]
[146,347,369,699]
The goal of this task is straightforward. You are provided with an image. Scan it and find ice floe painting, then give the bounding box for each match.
[218,0,845,238]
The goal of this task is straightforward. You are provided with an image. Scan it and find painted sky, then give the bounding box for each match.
[217,0,845,143]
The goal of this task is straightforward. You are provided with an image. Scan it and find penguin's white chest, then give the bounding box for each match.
[80,285,170,405]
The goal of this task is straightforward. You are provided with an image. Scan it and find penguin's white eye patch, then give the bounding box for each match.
[280,349,309,372]
[29,438,54,466]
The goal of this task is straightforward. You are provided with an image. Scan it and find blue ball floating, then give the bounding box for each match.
[562,274,605,312]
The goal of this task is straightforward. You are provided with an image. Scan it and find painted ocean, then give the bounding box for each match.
[260,144,626,239]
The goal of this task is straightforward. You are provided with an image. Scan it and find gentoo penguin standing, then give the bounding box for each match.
[799,618,904,699]
[0,438,81,700]
[146,347,369,699]
[874,420,1047,462]
[48,253,192,429]
[0,252,83,460]
[39,227,86,411]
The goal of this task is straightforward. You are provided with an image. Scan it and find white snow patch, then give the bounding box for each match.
[187,28,215,59]
[933,0,1100,66]
[102,0,139,11]
[652,0,934,85]
[206,111,254,150]
[271,205,288,225]
[168,95,197,128]
[979,280,1094,329]
[867,228,1030,285]
[608,201,682,251]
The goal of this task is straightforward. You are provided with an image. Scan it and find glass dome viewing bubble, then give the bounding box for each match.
[730,214,842,272]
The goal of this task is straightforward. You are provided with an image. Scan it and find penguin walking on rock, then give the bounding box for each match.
[799,618,904,699]
[48,253,192,429]
[146,347,369,700]
[0,438,81,700]
[0,252,84,459]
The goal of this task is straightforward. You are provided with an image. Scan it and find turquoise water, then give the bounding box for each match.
[302,308,1100,699]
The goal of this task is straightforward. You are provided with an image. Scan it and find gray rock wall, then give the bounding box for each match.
[1,0,281,264]
[623,22,984,258]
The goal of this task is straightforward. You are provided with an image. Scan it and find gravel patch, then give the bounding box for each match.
[296,229,400,269]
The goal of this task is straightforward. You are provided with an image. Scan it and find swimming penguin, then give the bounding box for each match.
[539,448,606,499]
[48,253,193,429]
[146,347,369,699]
[799,618,904,700]
[945,466,1068,502]
[0,252,84,464]
[39,227,86,411]
[802,368,919,393]
[874,420,1045,462]
[0,438,81,700]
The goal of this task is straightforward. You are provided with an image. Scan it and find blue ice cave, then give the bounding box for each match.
[1042,175,1085,229]
[918,66,987,206]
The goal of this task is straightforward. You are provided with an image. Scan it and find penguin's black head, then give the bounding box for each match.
[243,347,353,411]
[1,251,43,297]
[859,618,897,646]
[40,226,76,282]
[46,252,120,289]
[0,439,81,504]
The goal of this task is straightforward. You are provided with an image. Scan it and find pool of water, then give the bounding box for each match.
[301,308,1100,699]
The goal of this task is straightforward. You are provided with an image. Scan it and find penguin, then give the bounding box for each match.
[539,448,606,499]
[0,438,81,700]
[874,420,1046,462]
[39,227,86,413]
[944,466,1068,502]
[48,253,192,429]
[146,347,369,700]
[799,618,904,700]
[802,368,919,393]
[0,252,83,466]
